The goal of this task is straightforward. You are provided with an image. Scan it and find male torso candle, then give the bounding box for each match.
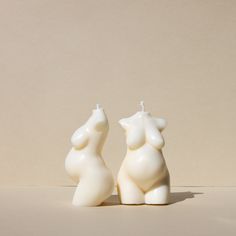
[117,102,170,204]
[65,105,114,206]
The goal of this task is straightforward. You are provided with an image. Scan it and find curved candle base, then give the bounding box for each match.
[72,174,114,207]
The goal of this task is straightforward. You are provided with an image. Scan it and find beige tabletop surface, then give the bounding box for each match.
[0,186,235,236]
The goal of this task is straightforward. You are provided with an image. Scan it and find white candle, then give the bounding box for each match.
[65,104,114,206]
[117,102,170,204]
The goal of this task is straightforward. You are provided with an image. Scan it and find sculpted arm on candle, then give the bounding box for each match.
[117,110,170,205]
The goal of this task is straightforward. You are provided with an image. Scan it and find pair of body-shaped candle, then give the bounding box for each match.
[65,103,170,206]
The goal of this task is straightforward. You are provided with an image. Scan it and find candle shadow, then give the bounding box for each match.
[169,191,203,204]
[102,195,120,206]
[102,191,203,206]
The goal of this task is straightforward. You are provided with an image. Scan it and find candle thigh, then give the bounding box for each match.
[117,111,170,205]
[65,107,114,206]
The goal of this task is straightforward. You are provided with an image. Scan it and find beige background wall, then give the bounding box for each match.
[0,0,235,186]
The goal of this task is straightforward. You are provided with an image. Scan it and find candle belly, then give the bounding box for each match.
[123,145,168,192]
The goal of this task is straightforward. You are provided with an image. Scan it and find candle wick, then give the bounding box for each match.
[96,104,100,110]
[140,101,145,112]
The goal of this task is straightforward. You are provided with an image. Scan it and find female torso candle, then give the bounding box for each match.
[65,105,114,206]
[117,102,170,204]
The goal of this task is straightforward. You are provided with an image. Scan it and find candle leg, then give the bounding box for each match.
[73,175,114,207]
[117,169,144,205]
[145,175,170,205]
